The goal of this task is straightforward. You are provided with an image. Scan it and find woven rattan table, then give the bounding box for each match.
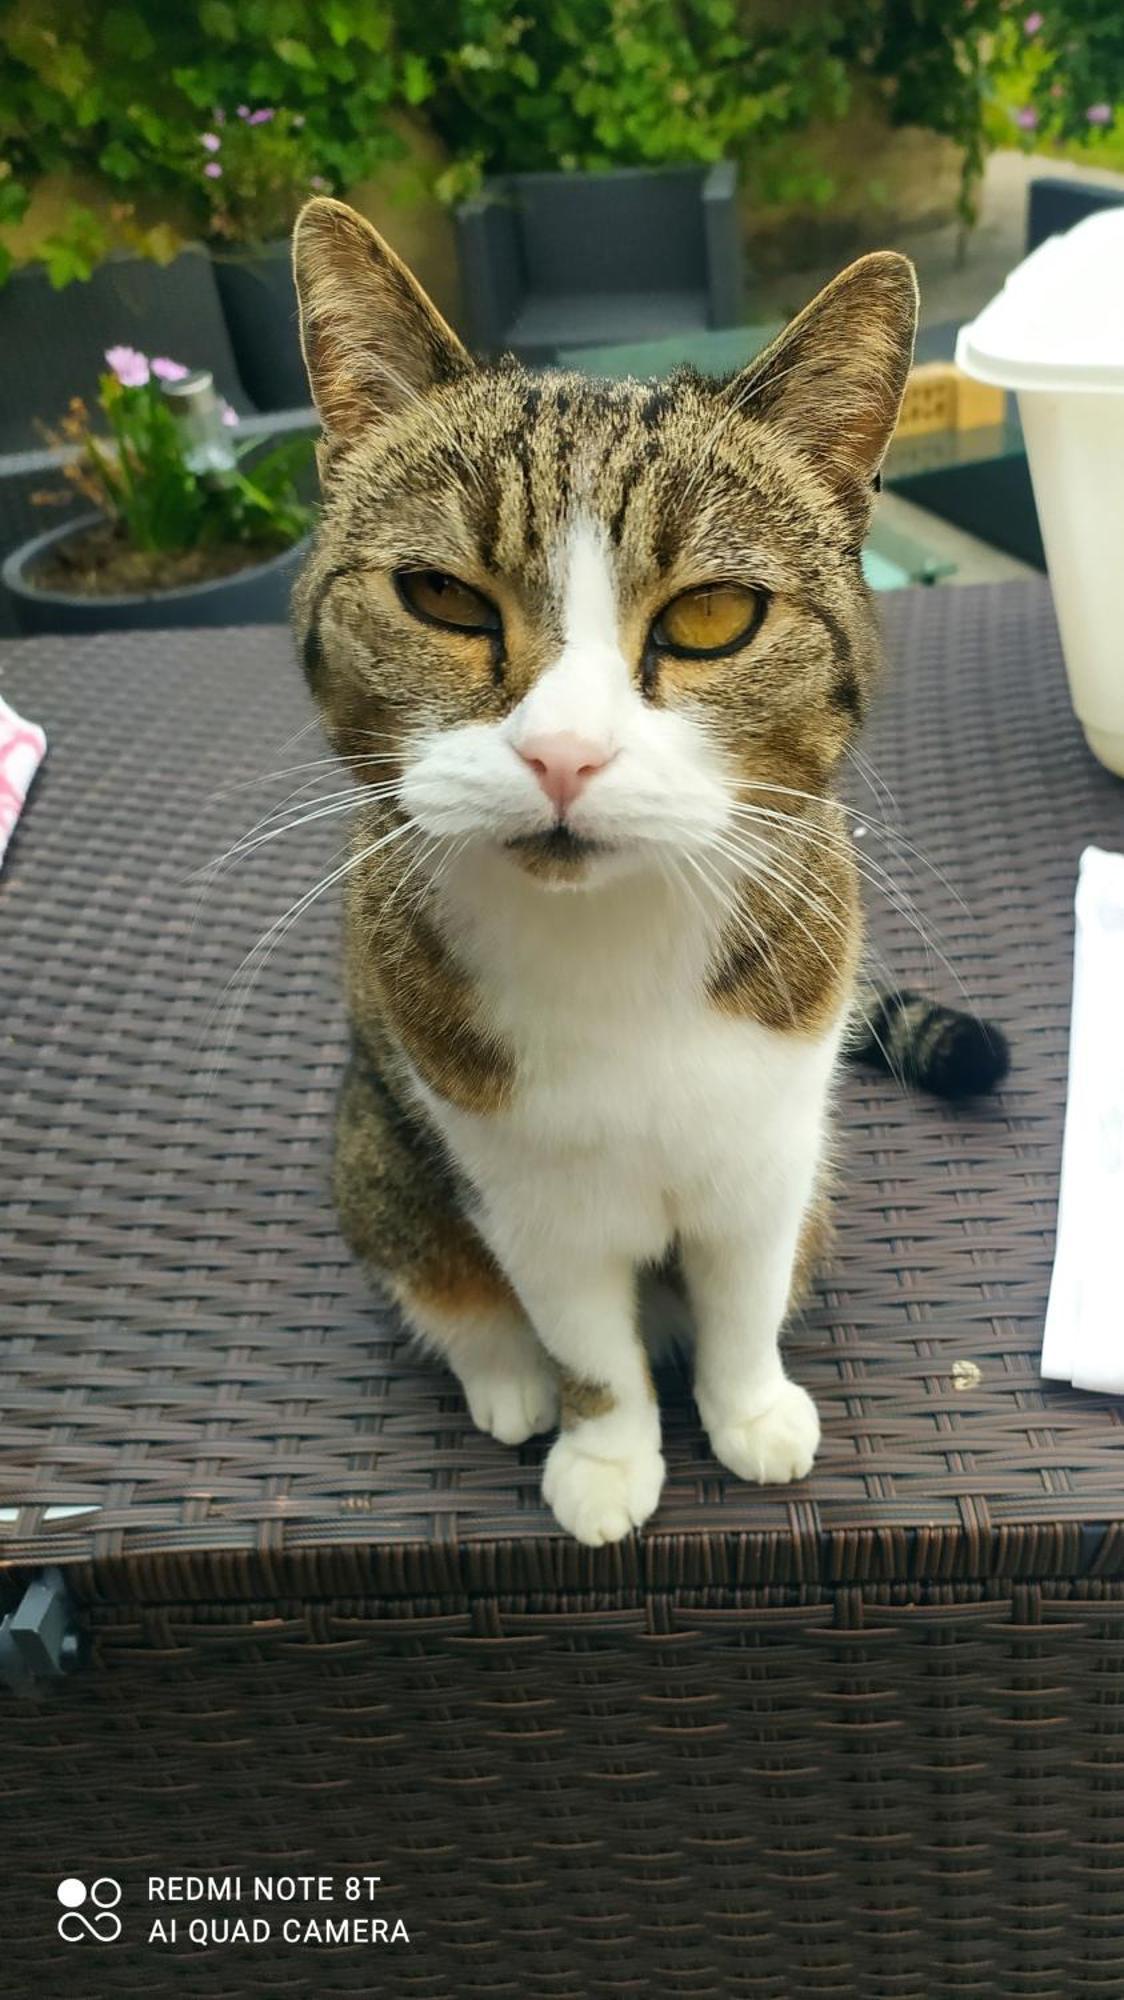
[2,580,1123,1999]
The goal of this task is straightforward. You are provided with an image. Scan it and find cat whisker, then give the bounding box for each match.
[719,814,938,972]
[710,803,975,1036]
[730,783,971,916]
[680,840,801,1027]
[843,742,901,825]
[700,829,903,1073]
[382,834,458,987]
[199,817,418,1092]
[402,833,470,933]
[722,806,974,1011]
[707,825,854,942]
[723,799,955,946]
[209,749,403,801]
[195,783,404,883]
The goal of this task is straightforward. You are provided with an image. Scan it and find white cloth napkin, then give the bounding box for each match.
[1041,845,1124,1392]
[0,691,46,873]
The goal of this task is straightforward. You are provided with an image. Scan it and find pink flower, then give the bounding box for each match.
[105,344,150,388]
[221,402,239,428]
[200,131,221,153]
[1015,106,1040,131]
[309,175,330,192]
[236,104,250,119]
[247,107,275,125]
[1086,103,1113,125]
[1024,10,1044,33]
[203,161,223,179]
[151,357,189,382]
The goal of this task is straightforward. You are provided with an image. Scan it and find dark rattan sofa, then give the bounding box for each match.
[2,579,1124,1997]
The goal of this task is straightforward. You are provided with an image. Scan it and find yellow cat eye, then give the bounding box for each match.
[651,583,763,658]
[397,569,501,634]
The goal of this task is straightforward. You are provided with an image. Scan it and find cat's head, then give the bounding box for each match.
[291,198,916,889]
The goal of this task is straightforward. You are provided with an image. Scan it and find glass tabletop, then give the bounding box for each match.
[559,324,783,380]
[885,419,1027,479]
[557,317,966,385]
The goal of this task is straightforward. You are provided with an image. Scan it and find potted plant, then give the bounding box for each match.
[197,106,331,412]
[2,345,313,636]
[422,4,850,358]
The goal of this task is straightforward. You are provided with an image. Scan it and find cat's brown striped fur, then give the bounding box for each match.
[289,199,1003,1545]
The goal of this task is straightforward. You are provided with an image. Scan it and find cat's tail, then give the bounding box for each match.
[846,986,1010,1099]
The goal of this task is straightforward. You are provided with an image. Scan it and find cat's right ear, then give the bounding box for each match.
[292,197,473,446]
[721,252,918,502]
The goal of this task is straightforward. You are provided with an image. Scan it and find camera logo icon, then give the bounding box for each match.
[57,1877,122,1943]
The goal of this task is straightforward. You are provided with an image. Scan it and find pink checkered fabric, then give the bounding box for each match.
[0,692,46,872]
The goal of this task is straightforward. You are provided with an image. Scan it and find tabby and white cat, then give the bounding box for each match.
[290,198,1004,1547]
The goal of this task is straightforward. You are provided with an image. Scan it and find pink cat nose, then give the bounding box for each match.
[515,732,614,814]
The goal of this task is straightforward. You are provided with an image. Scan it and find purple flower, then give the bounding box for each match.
[200,131,221,153]
[151,357,189,382]
[247,107,275,125]
[236,104,250,119]
[309,174,330,192]
[1086,103,1113,126]
[221,402,239,428]
[1024,10,1044,33]
[203,161,223,179]
[105,344,150,388]
[1015,105,1040,131]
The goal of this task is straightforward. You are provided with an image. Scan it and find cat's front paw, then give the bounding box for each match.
[542,1432,665,1546]
[462,1353,560,1445]
[705,1379,820,1486]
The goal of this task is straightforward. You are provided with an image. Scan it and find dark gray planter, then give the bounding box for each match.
[213,240,307,413]
[2,511,309,636]
[455,163,742,363]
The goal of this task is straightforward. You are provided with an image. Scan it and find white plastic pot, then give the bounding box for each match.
[957,209,1124,777]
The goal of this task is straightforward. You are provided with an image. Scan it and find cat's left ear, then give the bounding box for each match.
[292,197,473,446]
[724,252,918,499]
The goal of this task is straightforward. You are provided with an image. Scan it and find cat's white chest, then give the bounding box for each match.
[416,855,844,1265]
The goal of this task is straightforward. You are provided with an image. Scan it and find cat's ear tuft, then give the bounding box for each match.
[725,252,918,498]
[292,197,473,445]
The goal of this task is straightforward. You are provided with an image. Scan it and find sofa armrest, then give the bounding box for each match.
[701,162,743,329]
[454,193,525,356]
[233,405,318,444]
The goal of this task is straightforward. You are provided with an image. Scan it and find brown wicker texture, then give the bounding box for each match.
[1,581,1123,1998]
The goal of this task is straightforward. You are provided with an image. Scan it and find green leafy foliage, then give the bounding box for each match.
[991,1,1124,163]
[410,2,850,189]
[0,0,407,271]
[35,202,112,286]
[0,0,1119,285]
[0,170,28,283]
[0,173,30,228]
[848,3,1124,230]
[0,0,857,268]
